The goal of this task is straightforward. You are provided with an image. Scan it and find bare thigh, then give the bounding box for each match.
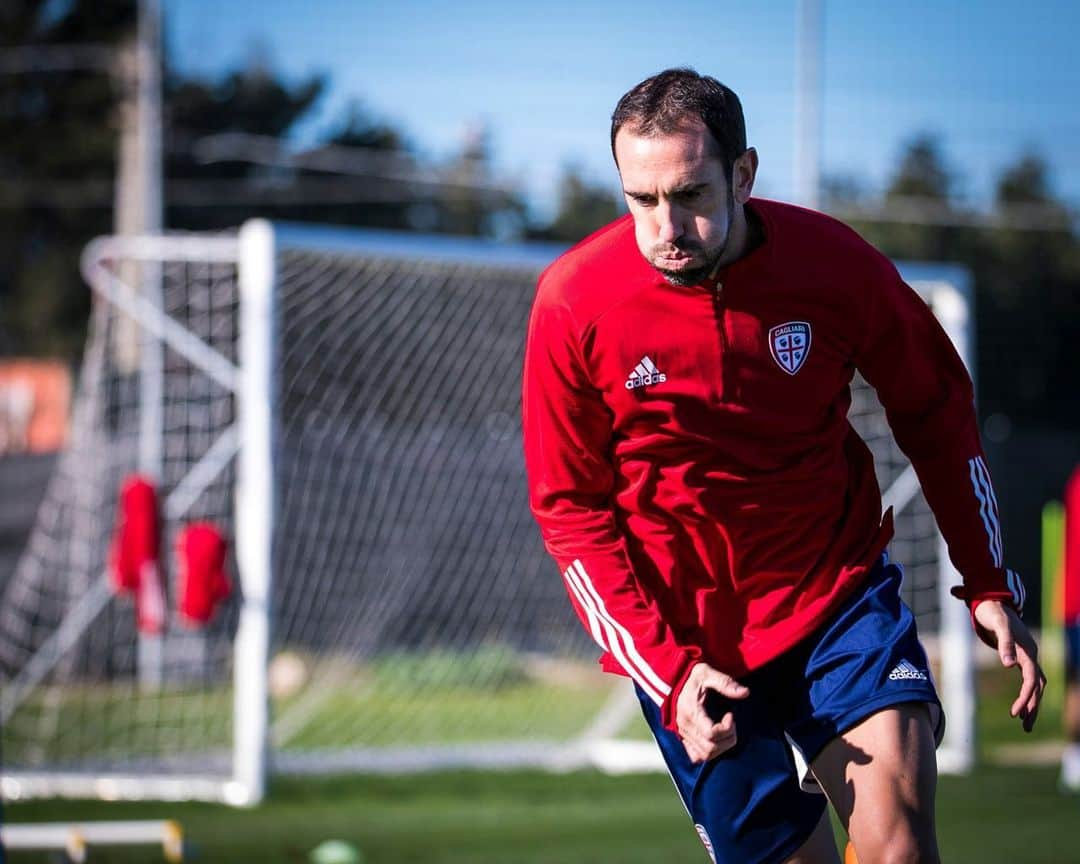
[809,703,939,864]
[783,807,841,864]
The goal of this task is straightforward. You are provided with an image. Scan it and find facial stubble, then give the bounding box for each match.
[651,185,736,287]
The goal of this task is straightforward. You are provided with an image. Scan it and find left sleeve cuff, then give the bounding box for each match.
[950,567,1027,621]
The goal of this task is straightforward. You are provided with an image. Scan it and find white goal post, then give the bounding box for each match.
[0,221,974,806]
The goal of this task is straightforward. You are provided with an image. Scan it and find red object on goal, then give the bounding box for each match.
[109,475,160,595]
[1065,466,1080,625]
[176,522,231,626]
[109,474,166,634]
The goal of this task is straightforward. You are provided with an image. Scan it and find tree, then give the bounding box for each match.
[855,134,975,263]
[0,0,525,359]
[886,134,954,201]
[530,165,622,243]
[838,139,1080,615]
[0,0,135,356]
[164,59,326,230]
[978,153,1080,425]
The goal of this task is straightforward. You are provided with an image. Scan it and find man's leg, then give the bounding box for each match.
[1063,623,1080,790]
[634,682,834,864]
[783,808,841,864]
[809,703,939,864]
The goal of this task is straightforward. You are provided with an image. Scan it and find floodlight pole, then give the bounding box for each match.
[114,0,165,687]
[794,0,823,210]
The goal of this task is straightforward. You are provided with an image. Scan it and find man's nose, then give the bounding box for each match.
[656,202,684,244]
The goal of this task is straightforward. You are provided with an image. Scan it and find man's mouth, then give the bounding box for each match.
[656,252,696,267]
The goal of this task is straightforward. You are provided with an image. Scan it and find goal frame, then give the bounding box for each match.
[0,223,975,805]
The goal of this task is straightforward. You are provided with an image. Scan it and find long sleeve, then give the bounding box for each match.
[856,259,1026,615]
[522,288,699,722]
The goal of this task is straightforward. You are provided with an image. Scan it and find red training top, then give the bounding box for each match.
[522,199,1025,729]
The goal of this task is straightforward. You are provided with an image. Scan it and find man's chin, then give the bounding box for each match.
[654,264,713,287]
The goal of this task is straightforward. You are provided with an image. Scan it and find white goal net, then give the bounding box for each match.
[0,222,974,805]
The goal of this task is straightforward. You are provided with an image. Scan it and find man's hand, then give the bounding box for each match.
[973,600,1047,732]
[675,661,749,763]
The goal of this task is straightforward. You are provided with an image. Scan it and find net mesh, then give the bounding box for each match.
[0,255,241,774]
[0,227,958,785]
[849,374,941,630]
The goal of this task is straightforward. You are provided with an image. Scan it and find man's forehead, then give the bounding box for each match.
[615,126,723,184]
[615,120,721,160]
[617,139,721,191]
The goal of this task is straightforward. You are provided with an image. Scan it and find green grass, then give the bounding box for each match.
[5,663,1079,863]
[2,649,615,761]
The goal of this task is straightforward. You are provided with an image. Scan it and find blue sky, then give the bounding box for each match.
[167,0,1080,222]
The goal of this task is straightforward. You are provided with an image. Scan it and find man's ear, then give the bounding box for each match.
[731,147,759,204]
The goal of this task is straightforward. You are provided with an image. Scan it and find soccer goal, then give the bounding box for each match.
[0,221,974,806]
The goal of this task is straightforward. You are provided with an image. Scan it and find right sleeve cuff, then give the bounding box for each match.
[950,567,1027,629]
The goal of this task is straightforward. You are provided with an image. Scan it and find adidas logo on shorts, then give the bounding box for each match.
[888,659,928,682]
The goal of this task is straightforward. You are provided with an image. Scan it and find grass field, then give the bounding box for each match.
[5,662,1079,863]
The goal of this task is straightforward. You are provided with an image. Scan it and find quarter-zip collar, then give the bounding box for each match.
[702,199,773,294]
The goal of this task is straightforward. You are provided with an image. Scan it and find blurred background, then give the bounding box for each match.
[1,1,1079,860]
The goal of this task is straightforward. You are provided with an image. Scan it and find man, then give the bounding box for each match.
[1063,466,1080,791]
[522,68,1045,864]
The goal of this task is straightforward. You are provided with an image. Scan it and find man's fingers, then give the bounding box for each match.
[1009,641,1046,732]
[1019,675,1044,733]
[684,720,738,763]
[706,711,736,746]
[973,602,1049,733]
[680,711,738,763]
[677,663,747,762]
[996,625,1017,667]
[1018,667,1047,733]
[1010,658,1037,717]
[1022,681,1043,733]
[699,669,749,699]
[682,709,735,745]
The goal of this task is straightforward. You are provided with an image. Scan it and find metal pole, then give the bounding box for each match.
[934,285,977,774]
[130,0,166,690]
[794,0,823,209]
[231,219,277,806]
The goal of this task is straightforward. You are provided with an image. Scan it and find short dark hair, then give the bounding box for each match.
[611,68,747,177]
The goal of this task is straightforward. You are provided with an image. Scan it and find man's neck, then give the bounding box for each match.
[714,203,762,272]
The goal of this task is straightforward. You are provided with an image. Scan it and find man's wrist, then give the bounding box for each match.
[661,655,701,733]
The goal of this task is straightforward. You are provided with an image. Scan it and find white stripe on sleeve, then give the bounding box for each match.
[571,560,672,700]
[563,561,666,705]
[1006,569,1026,611]
[969,457,1003,567]
[974,456,1004,565]
[563,564,607,650]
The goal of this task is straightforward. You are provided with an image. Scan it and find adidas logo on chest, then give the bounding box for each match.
[625,356,666,390]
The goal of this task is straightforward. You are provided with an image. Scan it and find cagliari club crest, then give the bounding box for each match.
[768,321,812,375]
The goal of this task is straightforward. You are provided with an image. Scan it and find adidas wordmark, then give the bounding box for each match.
[888,660,928,682]
[625,355,667,389]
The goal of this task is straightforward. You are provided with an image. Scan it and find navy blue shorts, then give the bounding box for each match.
[1066,623,1080,681]
[636,555,943,864]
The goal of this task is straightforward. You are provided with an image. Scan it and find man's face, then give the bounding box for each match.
[615,122,743,286]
